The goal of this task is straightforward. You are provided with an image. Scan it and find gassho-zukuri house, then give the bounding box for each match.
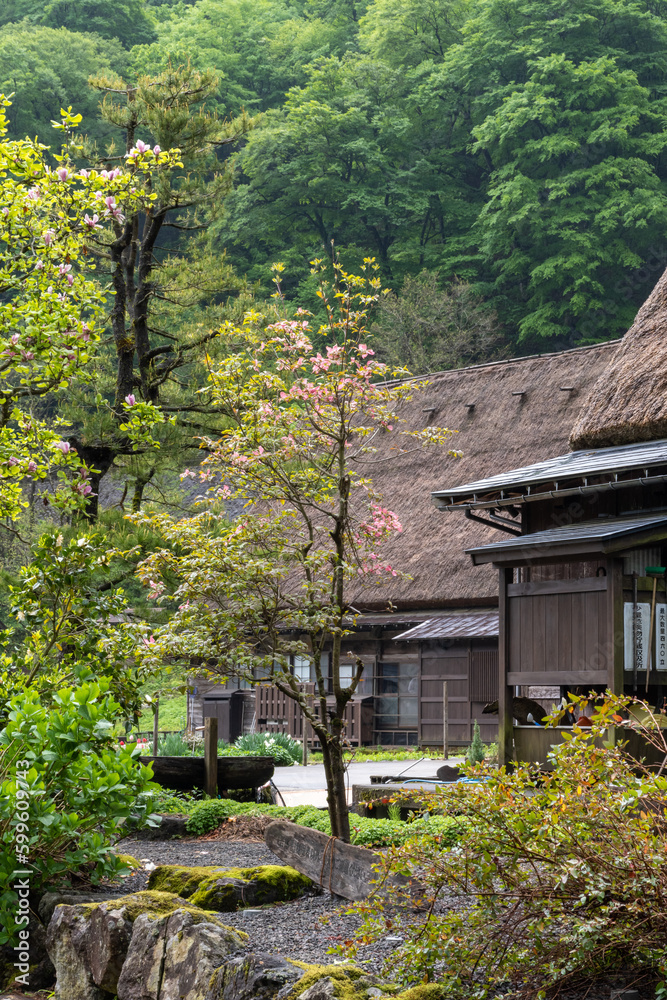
[189,335,624,750]
[433,265,667,765]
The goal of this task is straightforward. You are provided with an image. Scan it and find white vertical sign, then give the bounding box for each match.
[624,602,651,672]
[656,604,667,671]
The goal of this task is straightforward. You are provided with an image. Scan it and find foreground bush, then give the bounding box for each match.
[351,694,667,998]
[0,681,157,945]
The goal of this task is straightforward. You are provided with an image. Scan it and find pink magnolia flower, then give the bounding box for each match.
[125,394,136,406]
[55,441,70,454]
[7,457,18,466]
[153,145,161,155]
[10,334,19,346]
[79,169,90,179]
[135,140,149,153]
[27,460,37,472]
[35,260,44,270]
[57,168,69,182]
[84,213,101,229]
[43,230,54,246]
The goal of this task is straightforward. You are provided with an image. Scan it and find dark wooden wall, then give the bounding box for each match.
[506,577,610,685]
[419,638,498,746]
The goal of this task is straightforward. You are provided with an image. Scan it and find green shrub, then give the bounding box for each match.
[466,721,485,765]
[234,731,302,765]
[0,681,158,946]
[351,694,667,997]
[184,796,467,849]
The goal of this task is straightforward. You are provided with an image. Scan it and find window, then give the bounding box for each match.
[293,655,311,683]
[375,662,418,729]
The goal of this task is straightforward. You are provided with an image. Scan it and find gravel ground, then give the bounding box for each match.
[114,836,413,976]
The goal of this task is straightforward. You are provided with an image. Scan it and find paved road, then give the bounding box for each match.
[271,754,466,807]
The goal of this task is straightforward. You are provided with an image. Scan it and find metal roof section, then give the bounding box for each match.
[395,611,499,640]
[466,512,667,566]
[432,439,667,512]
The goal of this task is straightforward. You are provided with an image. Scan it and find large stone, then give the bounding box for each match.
[298,978,337,1000]
[205,953,304,1000]
[87,904,134,992]
[148,864,312,912]
[45,891,246,1000]
[39,891,123,926]
[45,904,109,1000]
[116,906,244,1000]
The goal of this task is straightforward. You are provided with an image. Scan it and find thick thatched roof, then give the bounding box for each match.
[570,268,667,449]
[349,340,620,610]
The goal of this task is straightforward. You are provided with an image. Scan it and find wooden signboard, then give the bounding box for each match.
[623,602,667,672]
[264,819,415,901]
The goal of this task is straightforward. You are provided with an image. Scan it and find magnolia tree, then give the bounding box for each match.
[134,260,458,840]
[0,97,179,521]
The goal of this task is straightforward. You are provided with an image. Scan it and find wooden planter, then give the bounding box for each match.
[139,755,275,791]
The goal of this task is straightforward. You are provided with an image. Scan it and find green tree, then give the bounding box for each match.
[132,262,458,841]
[358,0,466,67]
[0,99,178,521]
[415,0,667,343]
[0,24,127,144]
[216,55,433,288]
[131,0,352,116]
[471,54,667,342]
[371,271,503,373]
[62,63,252,518]
[0,0,156,47]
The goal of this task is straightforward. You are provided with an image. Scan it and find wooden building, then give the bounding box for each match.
[431,268,667,764]
[189,338,622,747]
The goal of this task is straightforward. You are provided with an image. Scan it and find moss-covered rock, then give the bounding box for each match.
[45,890,248,1000]
[394,986,448,1000]
[285,962,373,1000]
[147,864,312,912]
[116,853,144,869]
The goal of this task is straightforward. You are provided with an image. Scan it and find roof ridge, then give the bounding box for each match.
[386,339,622,386]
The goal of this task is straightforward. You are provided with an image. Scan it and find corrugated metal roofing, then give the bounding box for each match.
[466,512,667,563]
[395,611,499,640]
[432,439,667,507]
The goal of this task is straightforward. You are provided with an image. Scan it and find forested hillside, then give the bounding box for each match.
[2,0,667,355]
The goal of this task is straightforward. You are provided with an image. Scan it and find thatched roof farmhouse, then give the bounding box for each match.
[350,340,621,611]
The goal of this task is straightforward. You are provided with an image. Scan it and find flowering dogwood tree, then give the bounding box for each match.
[133,260,459,840]
[0,97,180,520]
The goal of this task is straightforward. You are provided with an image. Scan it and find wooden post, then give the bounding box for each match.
[442,681,449,760]
[301,686,310,767]
[204,716,218,798]
[152,696,159,757]
[498,567,514,768]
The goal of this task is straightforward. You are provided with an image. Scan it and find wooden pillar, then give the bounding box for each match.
[609,558,625,697]
[152,696,159,757]
[442,681,449,760]
[498,567,514,767]
[204,716,218,798]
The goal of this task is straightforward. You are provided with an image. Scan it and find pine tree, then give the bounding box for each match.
[467,720,486,765]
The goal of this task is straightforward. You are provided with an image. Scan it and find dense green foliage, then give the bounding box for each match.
[3,0,667,350]
[0,681,157,945]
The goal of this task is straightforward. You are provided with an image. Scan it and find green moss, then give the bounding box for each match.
[286,961,369,1000]
[76,889,248,941]
[395,987,448,1000]
[147,864,311,912]
[116,853,143,869]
